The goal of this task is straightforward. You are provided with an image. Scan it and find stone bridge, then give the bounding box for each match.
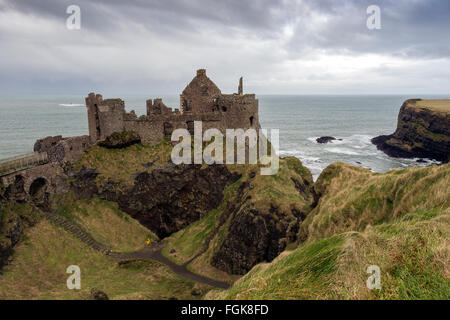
[0,152,68,203]
[1,135,91,203]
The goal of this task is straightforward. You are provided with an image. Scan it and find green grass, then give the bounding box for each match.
[51,194,158,253]
[300,162,450,242]
[210,235,344,299]
[210,208,449,300]
[0,218,211,299]
[73,141,172,186]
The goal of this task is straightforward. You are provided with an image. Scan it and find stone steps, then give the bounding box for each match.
[45,212,111,255]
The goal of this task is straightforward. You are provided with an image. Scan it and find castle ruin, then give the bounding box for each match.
[1,69,260,199]
[85,69,260,145]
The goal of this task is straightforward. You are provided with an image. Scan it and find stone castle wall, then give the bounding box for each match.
[34,135,91,164]
[85,69,260,146]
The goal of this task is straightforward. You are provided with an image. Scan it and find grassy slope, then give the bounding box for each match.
[0,202,38,254]
[301,162,449,242]
[0,217,210,299]
[73,140,172,186]
[51,194,158,252]
[208,163,450,299]
[413,99,450,113]
[209,209,449,299]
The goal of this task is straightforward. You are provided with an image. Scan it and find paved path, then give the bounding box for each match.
[46,210,230,290]
[111,242,230,289]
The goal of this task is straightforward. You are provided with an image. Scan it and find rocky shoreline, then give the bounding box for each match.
[372,99,450,163]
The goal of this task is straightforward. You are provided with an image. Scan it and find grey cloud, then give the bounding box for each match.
[1,0,450,94]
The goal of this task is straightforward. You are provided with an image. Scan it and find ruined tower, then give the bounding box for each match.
[85,93,125,143]
[179,69,221,114]
[238,77,243,95]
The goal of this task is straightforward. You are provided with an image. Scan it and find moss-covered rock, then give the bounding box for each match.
[98,130,141,149]
[0,202,39,269]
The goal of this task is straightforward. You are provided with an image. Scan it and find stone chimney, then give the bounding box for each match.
[238,77,243,95]
[197,69,206,77]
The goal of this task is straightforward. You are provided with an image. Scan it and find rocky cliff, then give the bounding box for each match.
[0,180,39,269]
[372,99,450,162]
[210,159,314,274]
[73,164,240,239]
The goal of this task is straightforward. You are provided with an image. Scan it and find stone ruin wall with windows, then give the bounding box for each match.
[85,69,260,145]
[0,69,260,199]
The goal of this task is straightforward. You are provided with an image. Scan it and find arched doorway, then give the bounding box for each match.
[5,175,26,202]
[29,178,48,209]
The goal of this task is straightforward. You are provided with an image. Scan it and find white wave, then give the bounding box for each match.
[299,156,321,162]
[307,137,319,143]
[325,147,360,156]
[59,103,85,107]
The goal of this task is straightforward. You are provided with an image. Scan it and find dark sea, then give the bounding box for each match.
[1,94,446,179]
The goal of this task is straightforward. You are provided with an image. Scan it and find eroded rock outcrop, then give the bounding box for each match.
[372,99,450,162]
[71,163,240,239]
[211,158,315,275]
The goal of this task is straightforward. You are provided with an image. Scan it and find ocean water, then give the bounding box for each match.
[0,94,446,179]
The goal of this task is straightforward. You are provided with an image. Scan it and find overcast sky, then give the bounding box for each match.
[1,0,450,95]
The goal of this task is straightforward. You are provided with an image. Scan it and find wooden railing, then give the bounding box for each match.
[0,152,49,177]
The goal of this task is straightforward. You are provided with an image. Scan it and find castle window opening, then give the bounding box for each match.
[186,121,195,135]
[164,122,174,136]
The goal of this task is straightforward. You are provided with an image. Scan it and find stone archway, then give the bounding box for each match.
[29,177,49,209]
[4,175,26,202]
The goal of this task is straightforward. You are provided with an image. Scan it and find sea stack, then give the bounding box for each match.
[372,99,450,163]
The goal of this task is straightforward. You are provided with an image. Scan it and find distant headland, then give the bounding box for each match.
[372,99,450,163]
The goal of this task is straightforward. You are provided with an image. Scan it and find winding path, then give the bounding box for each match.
[46,210,230,290]
[110,242,230,289]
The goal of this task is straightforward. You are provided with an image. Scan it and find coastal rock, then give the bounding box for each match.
[372,99,450,162]
[316,136,336,144]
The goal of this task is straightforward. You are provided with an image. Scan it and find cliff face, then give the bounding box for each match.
[372,99,450,162]
[71,163,240,239]
[163,157,316,276]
